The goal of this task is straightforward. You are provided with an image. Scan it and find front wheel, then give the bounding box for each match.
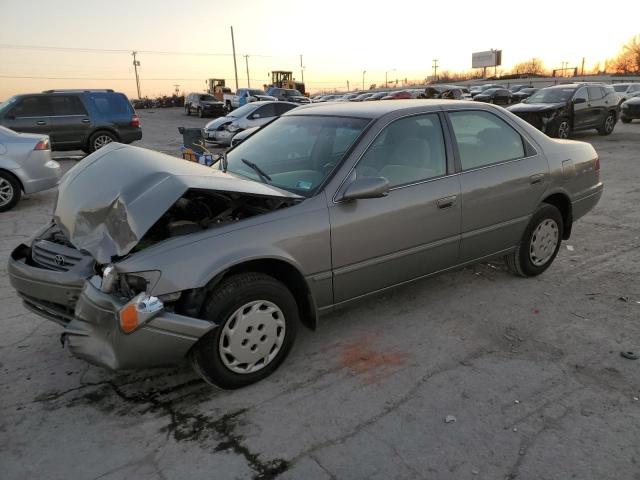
[505,203,563,277]
[551,118,571,139]
[185,106,191,116]
[191,272,298,389]
[598,112,616,136]
[197,108,204,118]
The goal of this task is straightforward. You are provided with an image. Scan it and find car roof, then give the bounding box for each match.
[282,99,483,119]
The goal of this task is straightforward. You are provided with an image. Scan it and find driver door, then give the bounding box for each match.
[572,87,589,129]
[329,113,461,303]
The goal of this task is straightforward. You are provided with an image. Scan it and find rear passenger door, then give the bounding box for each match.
[49,95,91,148]
[448,109,549,262]
[2,96,51,136]
[329,113,461,302]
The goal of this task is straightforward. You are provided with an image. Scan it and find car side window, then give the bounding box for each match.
[449,110,525,171]
[253,104,277,118]
[588,86,603,101]
[574,87,588,102]
[50,96,87,116]
[9,96,51,117]
[275,103,296,115]
[356,113,447,188]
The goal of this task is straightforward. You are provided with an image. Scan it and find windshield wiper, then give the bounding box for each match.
[241,158,272,183]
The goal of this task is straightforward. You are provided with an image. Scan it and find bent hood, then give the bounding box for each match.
[54,143,300,263]
[508,102,565,113]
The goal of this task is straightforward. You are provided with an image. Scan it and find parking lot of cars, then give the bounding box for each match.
[1,101,640,479]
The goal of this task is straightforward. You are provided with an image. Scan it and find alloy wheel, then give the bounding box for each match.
[218,300,286,374]
[557,121,570,139]
[529,219,559,266]
[604,114,615,133]
[0,177,14,207]
[93,134,113,150]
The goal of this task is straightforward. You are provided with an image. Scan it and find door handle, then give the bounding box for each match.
[36,120,46,125]
[436,195,457,209]
[530,173,545,185]
[82,118,90,123]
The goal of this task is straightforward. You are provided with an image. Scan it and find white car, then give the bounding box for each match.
[203,101,298,146]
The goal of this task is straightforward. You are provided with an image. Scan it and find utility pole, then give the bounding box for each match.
[432,59,439,82]
[173,84,180,96]
[347,80,350,91]
[300,54,304,84]
[581,57,585,76]
[244,55,250,88]
[385,68,395,88]
[132,51,141,99]
[362,70,366,91]
[230,26,239,90]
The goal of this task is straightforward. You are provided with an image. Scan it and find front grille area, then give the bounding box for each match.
[32,240,83,272]
[514,112,543,130]
[21,294,75,326]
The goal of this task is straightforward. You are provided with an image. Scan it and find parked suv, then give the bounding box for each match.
[507,84,618,138]
[0,89,142,152]
[265,87,311,104]
[184,93,225,118]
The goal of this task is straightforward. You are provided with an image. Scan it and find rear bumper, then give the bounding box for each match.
[572,182,603,222]
[8,244,215,370]
[119,128,143,144]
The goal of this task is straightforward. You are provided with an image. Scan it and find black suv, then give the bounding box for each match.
[0,89,142,152]
[184,93,225,118]
[507,83,618,138]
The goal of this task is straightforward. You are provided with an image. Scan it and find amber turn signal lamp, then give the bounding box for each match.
[119,303,139,333]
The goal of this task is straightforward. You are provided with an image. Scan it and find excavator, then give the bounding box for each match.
[270,71,306,95]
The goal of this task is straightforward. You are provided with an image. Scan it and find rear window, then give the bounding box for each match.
[86,93,132,116]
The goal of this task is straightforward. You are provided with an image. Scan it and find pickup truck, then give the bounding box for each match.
[223,88,277,111]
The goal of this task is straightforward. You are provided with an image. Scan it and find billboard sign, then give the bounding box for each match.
[472,50,502,68]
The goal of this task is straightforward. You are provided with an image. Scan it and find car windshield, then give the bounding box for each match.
[0,96,18,113]
[200,95,216,101]
[613,85,628,92]
[249,89,266,96]
[527,88,575,103]
[227,103,259,118]
[225,115,369,196]
[482,89,499,95]
[285,90,302,96]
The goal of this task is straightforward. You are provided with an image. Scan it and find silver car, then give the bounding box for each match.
[9,101,603,388]
[203,101,298,146]
[0,126,61,211]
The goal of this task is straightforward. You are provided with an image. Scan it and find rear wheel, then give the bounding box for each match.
[185,105,191,116]
[598,112,616,135]
[197,108,204,118]
[0,171,21,212]
[88,131,116,152]
[191,272,298,389]
[505,203,563,277]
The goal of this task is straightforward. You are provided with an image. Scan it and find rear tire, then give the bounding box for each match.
[88,130,116,152]
[197,108,204,118]
[191,272,298,389]
[598,112,616,136]
[0,171,21,212]
[505,203,563,277]
[185,106,191,116]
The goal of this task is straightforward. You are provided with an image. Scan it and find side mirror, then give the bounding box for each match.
[341,177,390,201]
[573,97,586,104]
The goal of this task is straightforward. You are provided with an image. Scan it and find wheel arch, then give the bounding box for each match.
[0,168,24,192]
[86,127,120,149]
[542,192,572,239]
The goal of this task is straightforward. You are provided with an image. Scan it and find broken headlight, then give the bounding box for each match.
[99,265,161,296]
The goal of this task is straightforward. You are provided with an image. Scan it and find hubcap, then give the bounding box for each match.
[605,115,614,133]
[0,177,14,207]
[558,121,570,139]
[94,135,113,150]
[218,300,286,374]
[529,219,559,266]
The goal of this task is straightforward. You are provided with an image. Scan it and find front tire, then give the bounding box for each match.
[185,106,191,116]
[191,272,298,389]
[0,171,21,212]
[197,108,204,118]
[598,112,616,136]
[505,204,563,277]
[552,118,571,139]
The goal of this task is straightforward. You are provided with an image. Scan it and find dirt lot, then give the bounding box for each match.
[1,107,639,480]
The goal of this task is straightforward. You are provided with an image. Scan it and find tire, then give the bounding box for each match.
[621,117,631,124]
[505,203,563,277]
[598,112,616,136]
[0,171,21,212]
[551,118,571,139]
[197,108,204,118]
[191,272,299,389]
[88,130,116,153]
[185,105,191,116]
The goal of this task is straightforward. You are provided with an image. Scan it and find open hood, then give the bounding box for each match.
[54,143,299,263]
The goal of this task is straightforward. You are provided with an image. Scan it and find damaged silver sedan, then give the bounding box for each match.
[9,101,603,388]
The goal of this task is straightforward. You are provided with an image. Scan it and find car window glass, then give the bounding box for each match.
[356,114,446,188]
[587,86,603,101]
[254,104,277,118]
[574,88,588,102]
[50,96,87,116]
[449,110,525,171]
[10,96,51,117]
[276,103,297,115]
[87,93,130,115]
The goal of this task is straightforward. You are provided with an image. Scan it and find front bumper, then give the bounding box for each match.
[8,244,215,370]
[205,129,233,145]
[621,106,640,120]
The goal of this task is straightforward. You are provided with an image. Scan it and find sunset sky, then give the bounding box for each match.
[1,0,639,99]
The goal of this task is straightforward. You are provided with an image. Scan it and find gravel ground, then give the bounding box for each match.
[1,108,639,480]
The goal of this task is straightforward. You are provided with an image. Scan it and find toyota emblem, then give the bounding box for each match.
[54,254,65,266]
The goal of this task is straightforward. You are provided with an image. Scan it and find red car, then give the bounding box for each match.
[381,90,413,100]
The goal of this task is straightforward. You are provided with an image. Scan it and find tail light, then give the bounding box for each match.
[130,114,140,128]
[34,138,50,150]
[594,156,600,172]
